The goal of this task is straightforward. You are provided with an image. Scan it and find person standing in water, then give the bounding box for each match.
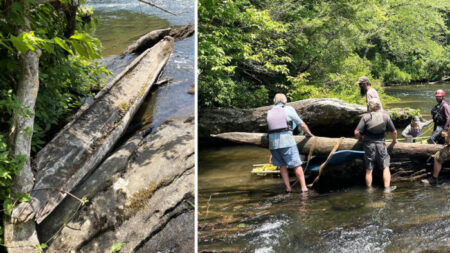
[267,93,314,193]
[354,98,397,191]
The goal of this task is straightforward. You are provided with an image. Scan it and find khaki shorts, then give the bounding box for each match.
[363,141,390,170]
[433,145,450,163]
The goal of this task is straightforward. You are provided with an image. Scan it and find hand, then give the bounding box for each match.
[441,131,447,137]
[306,133,314,137]
[392,139,398,144]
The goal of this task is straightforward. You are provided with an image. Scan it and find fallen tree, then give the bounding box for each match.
[211,132,443,159]
[11,36,175,228]
[199,98,416,141]
[122,24,194,55]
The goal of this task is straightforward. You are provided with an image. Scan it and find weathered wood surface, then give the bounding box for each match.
[122,24,194,55]
[199,98,415,139]
[12,36,175,224]
[40,115,194,252]
[211,132,444,159]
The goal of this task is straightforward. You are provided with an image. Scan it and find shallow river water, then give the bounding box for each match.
[198,146,449,252]
[199,83,450,252]
[89,0,194,132]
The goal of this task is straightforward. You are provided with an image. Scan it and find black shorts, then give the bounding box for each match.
[363,141,390,170]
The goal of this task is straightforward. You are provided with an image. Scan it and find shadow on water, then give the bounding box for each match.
[198,145,450,252]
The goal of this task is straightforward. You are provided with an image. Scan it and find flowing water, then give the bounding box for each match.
[198,146,450,252]
[199,83,450,252]
[88,0,194,132]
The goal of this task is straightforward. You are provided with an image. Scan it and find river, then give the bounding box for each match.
[198,83,450,252]
[88,0,195,133]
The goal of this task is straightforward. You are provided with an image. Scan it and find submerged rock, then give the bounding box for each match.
[39,115,195,252]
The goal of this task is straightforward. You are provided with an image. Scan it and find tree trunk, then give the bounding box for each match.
[211,132,443,159]
[11,36,174,225]
[199,98,415,141]
[5,45,41,251]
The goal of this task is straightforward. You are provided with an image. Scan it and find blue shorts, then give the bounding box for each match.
[270,146,302,168]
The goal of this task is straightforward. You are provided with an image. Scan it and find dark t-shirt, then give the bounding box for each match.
[356,112,396,142]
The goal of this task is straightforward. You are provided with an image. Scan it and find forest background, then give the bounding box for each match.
[198,0,450,109]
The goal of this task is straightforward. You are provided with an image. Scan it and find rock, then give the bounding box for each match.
[199,98,416,141]
[40,115,194,252]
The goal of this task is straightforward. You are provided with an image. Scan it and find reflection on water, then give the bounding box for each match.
[199,145,450,252]
[94,9,169,56]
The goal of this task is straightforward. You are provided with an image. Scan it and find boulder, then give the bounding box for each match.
[199,98,416,142]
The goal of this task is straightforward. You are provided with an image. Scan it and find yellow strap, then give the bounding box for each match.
[311,137,344,186]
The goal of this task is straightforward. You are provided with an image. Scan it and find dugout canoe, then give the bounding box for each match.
[11,36,175,225]
[211,132,444,159]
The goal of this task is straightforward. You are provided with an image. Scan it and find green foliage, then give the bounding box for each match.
[110,242,126,253]
[199,0,290,108]
[0,0,109,241]
[0,134,26,202]
[199,0,450,109]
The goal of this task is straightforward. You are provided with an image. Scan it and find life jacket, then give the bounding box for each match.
[366,111,386,135]
[267,106,289,133]
[431,101,447,126]
[411,126,420,137]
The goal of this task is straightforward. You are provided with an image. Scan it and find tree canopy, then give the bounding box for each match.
[198,0,450,108]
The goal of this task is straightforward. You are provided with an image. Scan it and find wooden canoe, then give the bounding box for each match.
[211,132,444,159]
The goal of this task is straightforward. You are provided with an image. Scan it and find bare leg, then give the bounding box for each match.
[433,159,442,178]
[280,165,291,191]
[365,169,373,187]
[383,167,391,188]
[294,166,308,192]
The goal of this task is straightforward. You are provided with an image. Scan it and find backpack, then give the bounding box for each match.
[431,101,447,126]
[366,111,386,135]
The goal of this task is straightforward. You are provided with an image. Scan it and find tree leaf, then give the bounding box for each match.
[54,37,73,55]
[10,35,29,53]
[109,242,125,253]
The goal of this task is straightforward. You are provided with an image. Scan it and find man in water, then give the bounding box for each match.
[357,75,383,111]
[267,93,314,193]
[401,116,432,142]
[422,129,450,185]
[428,89,450,144]
[354,98,397,191]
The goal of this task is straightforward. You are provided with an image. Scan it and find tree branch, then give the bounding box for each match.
[138,0,177,16]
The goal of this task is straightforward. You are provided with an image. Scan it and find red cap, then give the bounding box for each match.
[435,89,445,97]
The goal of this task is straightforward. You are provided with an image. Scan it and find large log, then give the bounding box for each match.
[122,24,194,55]
[211,132,444,159]
[12,36,175,224]
[199,98,416,140]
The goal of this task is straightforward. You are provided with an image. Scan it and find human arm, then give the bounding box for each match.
[391,130,398,144]
[386,114,397,143]
[355,116,365,141]
[422,119,433,128]
[401,125,411,138]
[300,123,314,137]
[442,103,450,136]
